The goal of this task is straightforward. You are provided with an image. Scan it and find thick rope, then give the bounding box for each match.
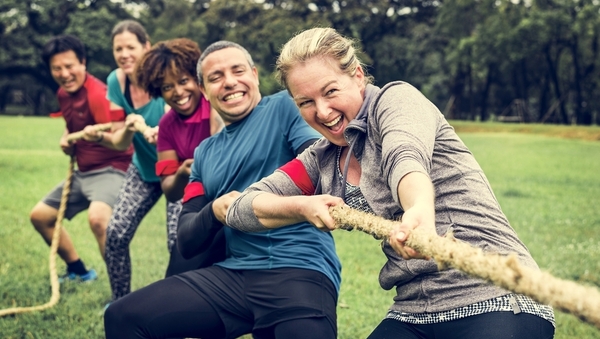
[0,157,74,317]
[65,123,113,142]
[65,120,148,143]
[0,120,143,317]
[133,121,148,134]
[330,205,600,330]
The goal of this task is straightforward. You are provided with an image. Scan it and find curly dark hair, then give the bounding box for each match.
[135,38,201,98]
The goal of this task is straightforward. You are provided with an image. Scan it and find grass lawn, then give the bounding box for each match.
[1,116,599,338]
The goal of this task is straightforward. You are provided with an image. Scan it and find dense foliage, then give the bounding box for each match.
[1,0,600,125]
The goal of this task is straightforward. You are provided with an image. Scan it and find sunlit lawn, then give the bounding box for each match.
[0,116,599,338]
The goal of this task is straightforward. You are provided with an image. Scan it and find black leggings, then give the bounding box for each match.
[104,276,335,339]
[367,312,555,339]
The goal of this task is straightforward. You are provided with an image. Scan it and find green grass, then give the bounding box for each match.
[451,119,600,141]
[458,132,600,337]
[1,116,600,338]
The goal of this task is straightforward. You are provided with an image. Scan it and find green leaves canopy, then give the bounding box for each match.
[2,0,600,125]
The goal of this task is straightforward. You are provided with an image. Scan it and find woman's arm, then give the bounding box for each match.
[110,102,137,151]
[157,150,193,202]
[388,171,436,259]
[143,126,159,145]
[104,69,138,150]
[253,193,345,230]
[228,191,344,232]
[369,84,440,259]
[177,191,239,259]
[104,102,138,151]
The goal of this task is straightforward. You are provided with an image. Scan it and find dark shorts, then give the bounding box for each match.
[176,266,338,338]
[42,166,125,220]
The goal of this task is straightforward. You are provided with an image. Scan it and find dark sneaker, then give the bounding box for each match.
[58,268,98,283]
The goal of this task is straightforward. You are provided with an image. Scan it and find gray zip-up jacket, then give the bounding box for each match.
[227,81,540,313]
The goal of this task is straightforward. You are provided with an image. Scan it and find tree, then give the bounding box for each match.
[2,0,599,124]
[0,0,131,115]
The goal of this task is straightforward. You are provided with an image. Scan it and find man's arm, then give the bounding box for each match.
[59,128,74,155]
[178,189,240,259]
[177,195,223,259]
[79,120,124,149]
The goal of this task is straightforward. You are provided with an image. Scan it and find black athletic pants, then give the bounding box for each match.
[104,267,337,339]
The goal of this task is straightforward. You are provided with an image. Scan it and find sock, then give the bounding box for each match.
[66,259,88,275]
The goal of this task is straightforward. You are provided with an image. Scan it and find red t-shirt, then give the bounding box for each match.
[58,73,133,172]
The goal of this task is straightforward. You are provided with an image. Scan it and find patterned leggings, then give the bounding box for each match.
[105,164,181,301]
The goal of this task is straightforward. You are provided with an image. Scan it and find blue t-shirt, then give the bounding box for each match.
[190,90,342,291]
[107,69,165,182]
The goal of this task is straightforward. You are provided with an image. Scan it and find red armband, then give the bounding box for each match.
[110,108,126,121]
[155,159,181,176]
[279,159,315,195]
[183,182,205,203]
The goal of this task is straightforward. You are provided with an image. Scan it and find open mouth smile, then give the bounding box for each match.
[224,92,244,101]
[176,97,190,105]
[323,116,342,127]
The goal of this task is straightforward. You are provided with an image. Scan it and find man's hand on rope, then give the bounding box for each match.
[389,204,435,260]
[81,125,104,143]
[59,135,74,155]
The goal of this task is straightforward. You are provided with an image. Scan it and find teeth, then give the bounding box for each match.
[224,92,243,101]
[177,97,190,105]
[323,116,341,127]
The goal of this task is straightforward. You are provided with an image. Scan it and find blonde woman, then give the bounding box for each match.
[226,27,555,339]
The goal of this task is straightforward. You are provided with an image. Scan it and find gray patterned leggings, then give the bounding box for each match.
[105,164,181,301]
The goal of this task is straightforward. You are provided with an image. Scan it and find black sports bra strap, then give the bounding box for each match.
[124,76,134,108]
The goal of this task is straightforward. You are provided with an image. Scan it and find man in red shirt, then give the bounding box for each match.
[30,35,133,282]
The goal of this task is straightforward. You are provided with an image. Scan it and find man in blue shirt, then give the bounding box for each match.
[105,41,341,339]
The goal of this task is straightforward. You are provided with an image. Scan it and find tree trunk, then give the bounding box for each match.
[480,64,493,122]
[537,74,550,123]
[544,44,569,124]
[519,59,530,122]
[570,36,586,125]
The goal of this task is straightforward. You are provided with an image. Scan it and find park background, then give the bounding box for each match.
[2,0,600,125]
[1,0,600,338]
